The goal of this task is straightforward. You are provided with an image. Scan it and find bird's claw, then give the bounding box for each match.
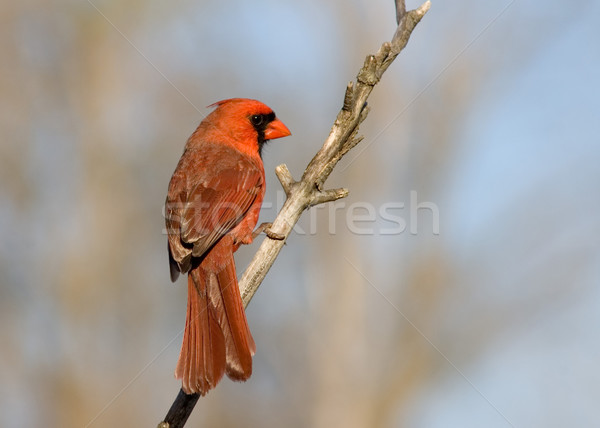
[265,229,285,241]
[253,222,285,241]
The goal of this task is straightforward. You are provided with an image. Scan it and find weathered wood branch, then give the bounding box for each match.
[240,0,430,307]
[159,2,429,427]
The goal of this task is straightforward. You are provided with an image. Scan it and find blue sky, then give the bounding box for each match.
[2,0,599,426]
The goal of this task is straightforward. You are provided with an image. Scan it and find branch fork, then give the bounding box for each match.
[275,163,347,208]
[240,0,430,316]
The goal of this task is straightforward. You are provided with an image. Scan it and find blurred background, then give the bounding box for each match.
[1,0,599,426]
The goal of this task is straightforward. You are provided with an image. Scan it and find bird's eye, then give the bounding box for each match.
[250,115,264,126]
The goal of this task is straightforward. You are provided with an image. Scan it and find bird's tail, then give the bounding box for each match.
[175,240,255,395]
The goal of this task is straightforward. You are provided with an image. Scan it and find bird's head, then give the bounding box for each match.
[206,98,291,157]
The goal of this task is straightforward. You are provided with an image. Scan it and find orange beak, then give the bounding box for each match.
[264,118,291,140]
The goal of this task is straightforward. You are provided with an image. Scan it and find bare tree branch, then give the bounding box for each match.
[157,390,199,428]
[159,1,430,426]
[240,0,430,307]
[395,0,407,25]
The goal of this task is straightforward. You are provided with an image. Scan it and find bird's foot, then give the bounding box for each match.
[253,222,285,240]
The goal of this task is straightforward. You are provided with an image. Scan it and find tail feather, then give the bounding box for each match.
[175,244,255,395]
[176,272,226,395]
[211,257,256,380]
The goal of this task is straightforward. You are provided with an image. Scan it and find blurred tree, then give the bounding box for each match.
[1,1,598,427]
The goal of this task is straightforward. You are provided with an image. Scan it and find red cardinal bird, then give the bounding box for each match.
[165,98,290,395]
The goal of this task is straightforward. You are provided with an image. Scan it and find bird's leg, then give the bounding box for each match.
[253,222,285,241]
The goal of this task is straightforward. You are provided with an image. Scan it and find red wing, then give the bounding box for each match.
[166,147,263,279]
[180,166,262,256]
